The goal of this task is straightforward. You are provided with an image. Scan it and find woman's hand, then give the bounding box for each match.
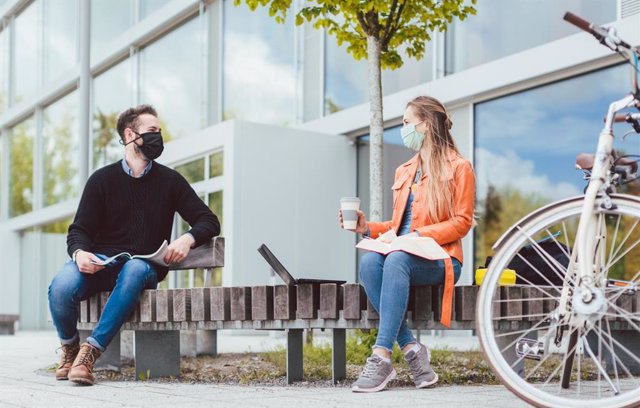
[338,209,368,234]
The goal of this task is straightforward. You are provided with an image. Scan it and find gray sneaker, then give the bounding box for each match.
[405,343,438,388]
[351,354,397,393]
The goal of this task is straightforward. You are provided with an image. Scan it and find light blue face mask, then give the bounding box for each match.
[400,121,425,151]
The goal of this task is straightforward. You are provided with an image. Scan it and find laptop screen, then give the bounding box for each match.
[257,244,295,285]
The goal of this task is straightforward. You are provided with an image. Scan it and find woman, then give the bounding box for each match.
[339,96,475,393]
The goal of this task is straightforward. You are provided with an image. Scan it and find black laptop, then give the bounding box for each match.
[258,244,346,286]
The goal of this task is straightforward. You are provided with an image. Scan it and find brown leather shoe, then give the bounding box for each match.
[68,343,102,386]
[55,341,80,380]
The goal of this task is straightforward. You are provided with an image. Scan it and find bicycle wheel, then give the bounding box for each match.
[477,194,640,408]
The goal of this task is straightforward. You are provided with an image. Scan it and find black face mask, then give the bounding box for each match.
[122,130,164,161]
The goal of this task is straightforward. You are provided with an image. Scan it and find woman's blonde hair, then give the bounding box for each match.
[406,96,459,222]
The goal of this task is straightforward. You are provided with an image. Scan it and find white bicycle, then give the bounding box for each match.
[476,12,640,408]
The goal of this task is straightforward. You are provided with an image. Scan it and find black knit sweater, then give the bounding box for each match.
[67,160,220,281]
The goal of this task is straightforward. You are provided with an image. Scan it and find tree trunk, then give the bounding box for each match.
[367,35,384,222]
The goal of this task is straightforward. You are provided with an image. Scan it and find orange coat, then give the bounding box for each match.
[367,151,475,264]
[366,151,475,327]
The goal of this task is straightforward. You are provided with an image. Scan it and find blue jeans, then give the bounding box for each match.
[48,257,158,351]
[359,251,461,351]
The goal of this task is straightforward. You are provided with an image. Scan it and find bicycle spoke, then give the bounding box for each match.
[590,323,639,387]
[582,329,619,394]
[607,217,639,266]
[596,320,640,367]
[516,226,575,286]
[607,213,622,270]
[605,269,640,305]
[493,312,549,321]
[493,297,549,304]
[544,228,571,259]
[493,324,553,338]
[606,300,640,338]
[604,319,621,392]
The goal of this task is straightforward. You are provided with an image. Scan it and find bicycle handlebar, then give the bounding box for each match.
[613,113,640,123]
[563,12,634,51]
[563,12,592,34]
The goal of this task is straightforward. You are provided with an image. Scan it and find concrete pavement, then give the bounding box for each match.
[0,330,533,408]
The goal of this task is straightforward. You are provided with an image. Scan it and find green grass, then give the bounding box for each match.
[261,330,500,385]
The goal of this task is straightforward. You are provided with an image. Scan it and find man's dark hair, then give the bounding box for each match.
[116,104,158,142]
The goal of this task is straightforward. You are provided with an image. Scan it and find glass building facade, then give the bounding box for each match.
[0,0,632,329]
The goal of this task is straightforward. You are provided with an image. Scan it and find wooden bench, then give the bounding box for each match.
[0,314,19,335]
[75,236,640,382]
[77,276,640,383]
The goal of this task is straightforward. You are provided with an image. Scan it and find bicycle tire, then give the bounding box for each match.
[477,194,640,408]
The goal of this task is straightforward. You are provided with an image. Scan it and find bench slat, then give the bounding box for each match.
[501,287,522,321]
[523,287,543,322]
[413,286,433,321]
[296,284,319,319]
[230,287,252,321]
[140,290,156,322]
[366,297,379,320]
[274,285,296,320]
[156,290,173,322]
[616,293,633,321]
[211,287,231,321]
[319,284,342,320]
[89,295,101,323]
[173,289,191,322]
[80,300,89,323]
[191,288,210,321]
[252,286,274,321]
[455,286,477,321]
[343,284,364,320]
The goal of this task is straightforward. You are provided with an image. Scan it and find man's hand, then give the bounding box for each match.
[75,251,106,274]
[164,234,195,265]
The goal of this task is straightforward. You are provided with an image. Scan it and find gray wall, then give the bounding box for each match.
[226,121,357,286]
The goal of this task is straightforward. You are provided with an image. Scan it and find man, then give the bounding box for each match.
[48,105,220,386]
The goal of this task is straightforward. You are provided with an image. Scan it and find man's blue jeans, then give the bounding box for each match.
[48,258,158,351]
[359,251,461,351]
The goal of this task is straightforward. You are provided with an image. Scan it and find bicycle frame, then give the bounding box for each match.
[560,85,638,323]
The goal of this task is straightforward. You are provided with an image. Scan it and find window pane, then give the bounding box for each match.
[140,18,202,140]
[0,133,3,217]
[44,0,77,83]
[357,126,414,220]
[324,39,367,114]
[91,0,132,55]
[446,0,617,74]
[9,117,35,216]
[223,1,295,125]
[93,59,132,170]
[140,0,172,20]
[209,151,223,178]
[43,92,79,206]
[42,216,73,233]
[474,64,629,269]
[14,2,39,104]
[208,190,222,232]
[175,158,205,184]
[0,28,7,113]
[324,38,434,114]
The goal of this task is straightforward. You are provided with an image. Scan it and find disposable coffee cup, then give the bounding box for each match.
[340,197,361,230]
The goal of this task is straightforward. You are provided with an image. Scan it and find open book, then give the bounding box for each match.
[90,240,170,267]
[356,230,449,260]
